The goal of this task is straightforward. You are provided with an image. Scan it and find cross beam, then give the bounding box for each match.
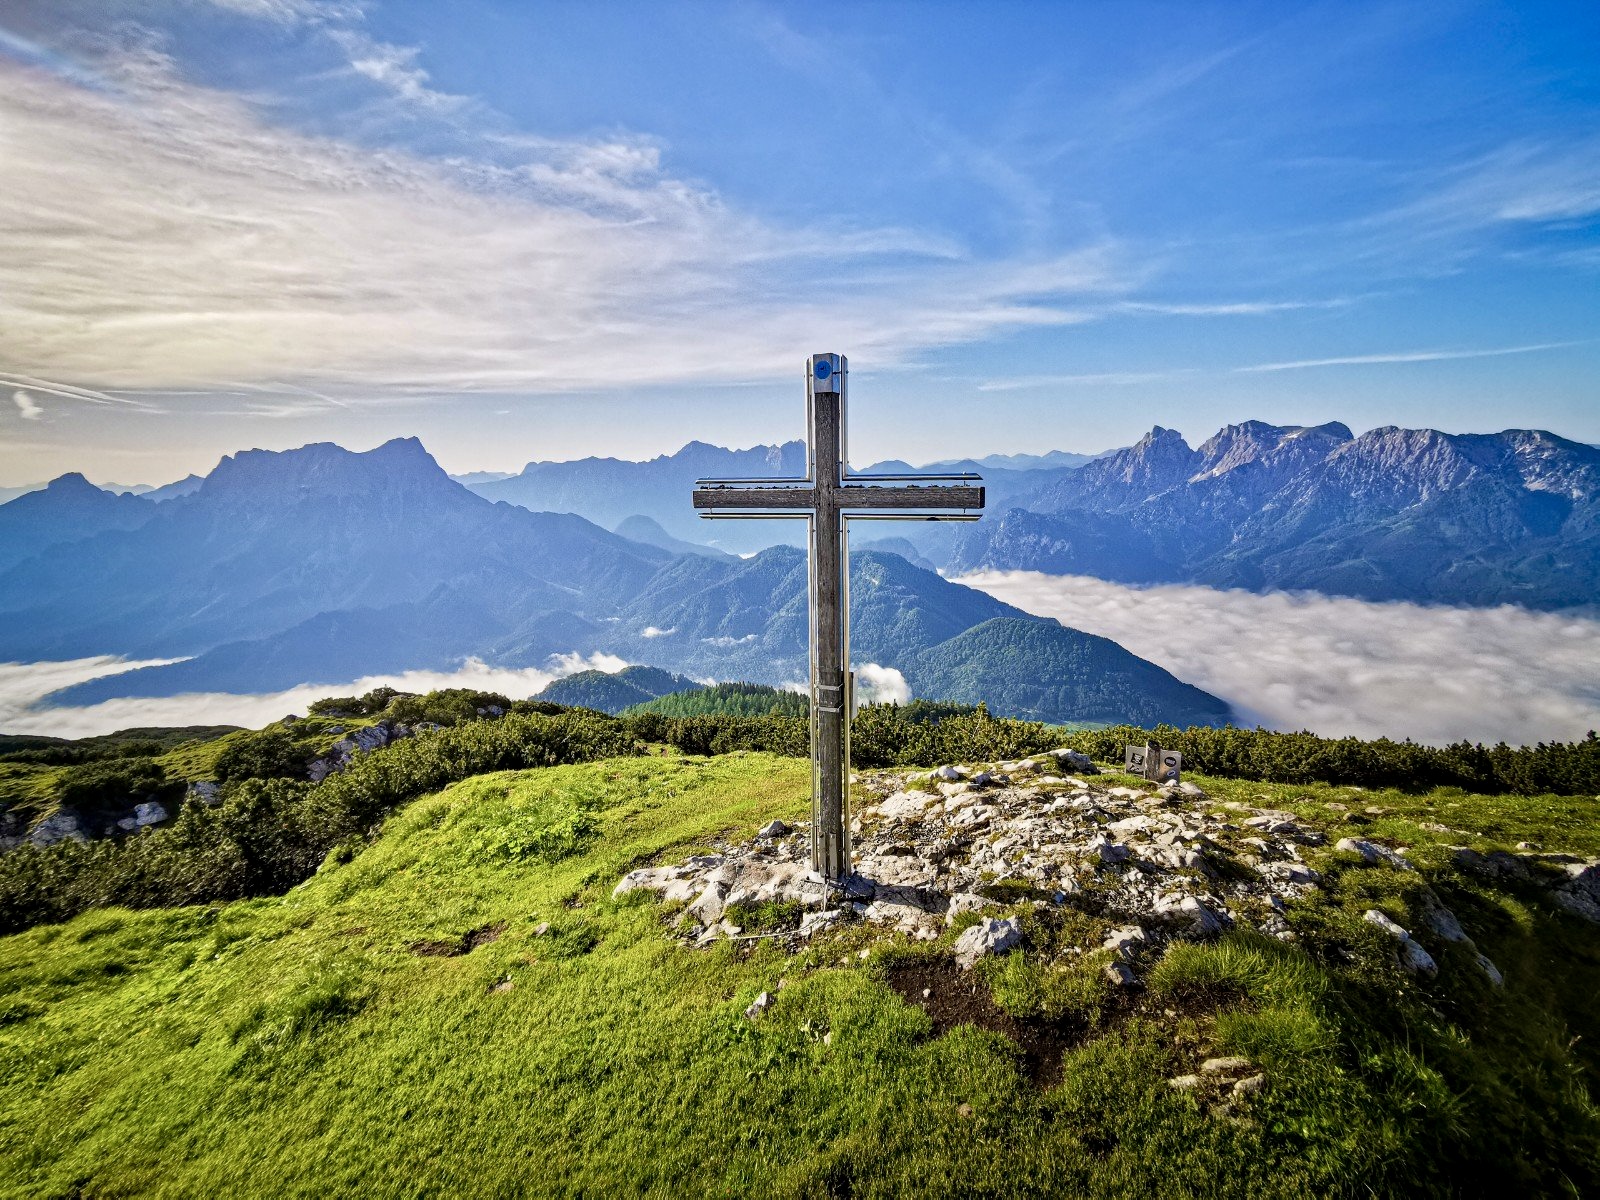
[692,353,984,879]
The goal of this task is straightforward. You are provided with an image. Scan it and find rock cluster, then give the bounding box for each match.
[308,720,416,782]
[615,752,1338,973]
[1451,846,1600,926]
[615,753,1531,991]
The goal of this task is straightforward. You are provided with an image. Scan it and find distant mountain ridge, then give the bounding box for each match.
[470,440,1093,555]
[948,421,1600,609]
[0,438,1230,728]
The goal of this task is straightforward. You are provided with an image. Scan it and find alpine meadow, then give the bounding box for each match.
[2,3,1598,1198]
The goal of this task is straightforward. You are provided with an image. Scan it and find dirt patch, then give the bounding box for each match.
[408,921,506,958]
[884,959,1078,1089]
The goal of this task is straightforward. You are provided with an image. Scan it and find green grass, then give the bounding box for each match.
[1,755,1597,1197]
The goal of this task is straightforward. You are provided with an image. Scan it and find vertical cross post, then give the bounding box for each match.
[692,353,984,880]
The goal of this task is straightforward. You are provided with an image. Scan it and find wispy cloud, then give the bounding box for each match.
[11,391,42,421]
[979,369,1200,392]
[0,373,162,411]
[1114,298,1353,317]
[964,571,1600,746]
[1236,340,1586,373]
[1350,137,1600,269]
[0,28,1130,399]
[324,27,468,112]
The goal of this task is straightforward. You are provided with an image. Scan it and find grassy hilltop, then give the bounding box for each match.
[2,737,1599,1197]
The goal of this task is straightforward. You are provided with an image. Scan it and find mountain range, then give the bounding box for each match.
[468,421,1600,610]
[0,438,1230,728]
[947,422,1600,609]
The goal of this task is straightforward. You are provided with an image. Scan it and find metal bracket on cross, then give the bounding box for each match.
[691,353,985,879]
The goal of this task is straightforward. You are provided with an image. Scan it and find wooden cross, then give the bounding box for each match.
[692,353,984,879]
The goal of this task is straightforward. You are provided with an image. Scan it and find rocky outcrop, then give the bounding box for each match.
[28,811,86,848]
[615,757,1331,961]
[1452,847,1600,926]
[307,720,413,782]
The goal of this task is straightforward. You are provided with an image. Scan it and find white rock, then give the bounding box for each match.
[952,917,1022,970]
[133,802,168,827]
[1102,925,1148,958]
[931,765,966,781]
[756,819,790,839]
[1104,962,1138,987]
[878,793,935,821]
[28,812,85,848]
[1201,1056,1253,1074]
[1337,838,1414,870]
[944,893,993,925]
[612,865,692,897]
[688,881,730,927]
[187,780,223,807]
[744,991,774,1019]
[1085,834,1129,864]
[1474,952,1504,987]
[1363,909,1438,977]
[1157,893,1226,937]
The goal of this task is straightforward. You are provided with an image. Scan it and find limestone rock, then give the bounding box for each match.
[1104,961,1138,987]
[744,991,774,1019]
[29,811,85,848]
[133,802,168,828]
[1552,861,1600,924]
[1049,748,1099,775]
[757,819,791,839]
[1102,925,1149,959]
[1201,1056,1252,1074]
[1337,838,1414,870]
[1363,910,1437,977]
[187,780,223,807]
[952,917,1022,970]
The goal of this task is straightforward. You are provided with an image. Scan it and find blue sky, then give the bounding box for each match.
[0,0,1596,484]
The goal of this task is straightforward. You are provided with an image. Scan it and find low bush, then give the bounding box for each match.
[51,757,180,817]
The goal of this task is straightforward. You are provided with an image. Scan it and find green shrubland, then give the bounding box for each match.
[4,693,1598,938]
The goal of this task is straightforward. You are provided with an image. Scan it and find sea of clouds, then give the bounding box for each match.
[0,653,629,740]
[0,653,916,739]
[963,572,1600,746]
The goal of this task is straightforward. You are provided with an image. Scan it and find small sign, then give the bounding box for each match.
[1125,743,1181,783]
[1124,744,1148,774]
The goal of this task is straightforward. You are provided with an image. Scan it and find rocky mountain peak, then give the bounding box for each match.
[42,472,108,498]
[200,437,466,508]
[1101,426,1200,488]
[1192,420,1353,482]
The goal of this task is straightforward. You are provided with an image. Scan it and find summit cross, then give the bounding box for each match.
[692,353,985,880]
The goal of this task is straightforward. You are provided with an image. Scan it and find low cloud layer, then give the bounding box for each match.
[854,663,912,707]
[0,653,631,739]
[963,572,1600,746]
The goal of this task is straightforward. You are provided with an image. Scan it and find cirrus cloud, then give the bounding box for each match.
[0,31,1126,402]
